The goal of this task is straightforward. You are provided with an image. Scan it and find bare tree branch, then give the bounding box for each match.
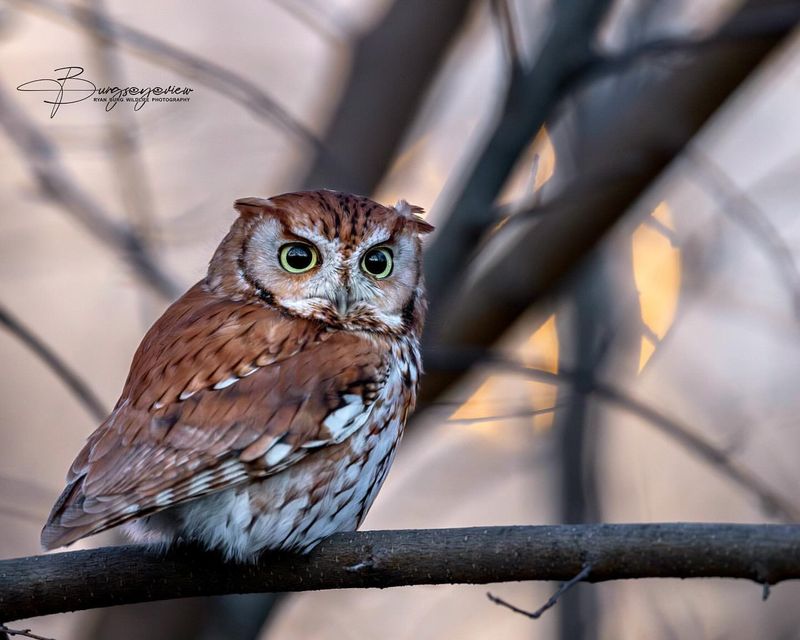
[8,0,324,151]
[424,350,800,522]
[2,524,799,622]
[422,0,800,403]
[0,301,106,421]
[689,149,800,321]
[300,0,472,193]
[424,0,613,307]
[0,83,181,300]
[490,0,525,75]
[523,364,800,523]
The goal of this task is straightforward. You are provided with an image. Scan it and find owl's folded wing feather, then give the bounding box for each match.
[41,284,388,550]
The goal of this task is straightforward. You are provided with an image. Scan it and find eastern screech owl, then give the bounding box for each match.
[41,190,434,560]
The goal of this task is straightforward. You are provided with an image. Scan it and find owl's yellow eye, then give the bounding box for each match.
[361,247,393,279]
[279,243,318,273]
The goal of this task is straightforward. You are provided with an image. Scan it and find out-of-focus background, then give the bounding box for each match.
[2,0,800,638]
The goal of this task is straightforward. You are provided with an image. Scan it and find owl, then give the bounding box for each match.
[41,190,434,560]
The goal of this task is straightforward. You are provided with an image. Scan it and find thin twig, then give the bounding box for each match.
[0,301,106,421]
[269,0,349,42]
[443,403,565,425]
[689,150,800,322]
[487,563,593,619]
[0,624,54,640]
[0,83,181,301]
[643,215,680,247]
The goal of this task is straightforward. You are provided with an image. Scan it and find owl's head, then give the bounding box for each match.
[207,190,434,335]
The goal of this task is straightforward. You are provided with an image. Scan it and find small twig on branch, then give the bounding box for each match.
[0,624,54,640]
[1,524,799,622]
[488,563,593,620]
[0,302,106,421]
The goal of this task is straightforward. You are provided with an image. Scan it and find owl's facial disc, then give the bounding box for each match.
[239,215,421,334]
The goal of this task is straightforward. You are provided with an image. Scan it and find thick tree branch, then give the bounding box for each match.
[2,524,799,622]
[424,0,613,308]
[300,0,471,193]
[421,0,800,402]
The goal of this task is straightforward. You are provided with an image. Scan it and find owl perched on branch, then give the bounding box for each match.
[41,190,434,560]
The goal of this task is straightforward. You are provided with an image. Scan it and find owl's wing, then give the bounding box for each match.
[41,283,389,550]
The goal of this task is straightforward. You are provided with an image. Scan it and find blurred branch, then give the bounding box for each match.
[689,150,800,321]
[586,2,800,79]
[0,302,106,421]
[3,524,800,621]
[553,256,610,640]
[443,403,565,425]
[422,0,800,403]
[83,0,162,325]
[521,363,800,522]
[643,214,679,247]
[300,0,472,193]
[424,0,613,307]
[490,0,524,75]
[425,349,800,522]
[0,625,54,640]
[9,0,323,150]
[0,83,181,300]
[270,0,348,42]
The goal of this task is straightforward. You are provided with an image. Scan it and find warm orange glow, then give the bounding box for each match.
[497,126,556,206]
[632,202,682,372]
[449,314,560,434]
[376,128,445,210]
[521,313,559,373]
[521,314,559,431]
[639,336,656,372]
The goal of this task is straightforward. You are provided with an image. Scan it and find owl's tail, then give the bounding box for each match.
[40,476,110,550]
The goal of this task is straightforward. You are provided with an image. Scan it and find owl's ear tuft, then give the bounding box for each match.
[234,197,278,218]
[394,200,435,234]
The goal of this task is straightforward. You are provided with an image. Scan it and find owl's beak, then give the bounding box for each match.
[331,289,355,317]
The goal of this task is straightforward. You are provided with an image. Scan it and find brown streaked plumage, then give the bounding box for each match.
[42,190,433,559]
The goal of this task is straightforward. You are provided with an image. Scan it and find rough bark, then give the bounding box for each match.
[2,524,800,622]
